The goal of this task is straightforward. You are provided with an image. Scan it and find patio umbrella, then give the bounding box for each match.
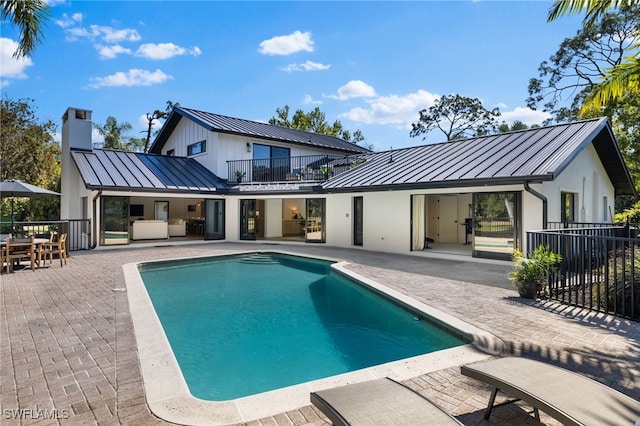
[0,179,61,229]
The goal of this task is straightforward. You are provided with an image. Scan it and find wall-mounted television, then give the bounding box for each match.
[129,204,144,217]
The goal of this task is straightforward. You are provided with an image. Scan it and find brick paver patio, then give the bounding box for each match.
[1,242,639,425]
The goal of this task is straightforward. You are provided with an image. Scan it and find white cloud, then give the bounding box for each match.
[303,94,322,105]
[135,43,202,60]
[96,44,132,59]
[88,69,172,88]
[65,25,141,43]
[0,38,33,84]
[259,30,314,56]
[500,107,551,126]
[339,89,439,126]
[55,12,83,28]
[327,80,377,101]
[280,60,330,73]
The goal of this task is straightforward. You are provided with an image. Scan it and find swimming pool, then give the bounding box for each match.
[138,252,467,400]
[124,250,501,425]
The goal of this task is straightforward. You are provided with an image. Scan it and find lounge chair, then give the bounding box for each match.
[460,357,640,425]
[310,377,463,426]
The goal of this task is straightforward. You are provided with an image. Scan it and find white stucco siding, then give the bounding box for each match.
[325,194,356,247]
[542,143,615,224]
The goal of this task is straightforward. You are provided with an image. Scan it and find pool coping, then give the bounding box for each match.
[123,250,505,425]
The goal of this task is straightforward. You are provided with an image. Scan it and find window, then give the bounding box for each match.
[561,192,577,223]
[187,140,206,156]
[252,143,290,181]
[166,149,175,156]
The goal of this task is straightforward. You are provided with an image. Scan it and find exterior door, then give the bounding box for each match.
[154,201,169,221]
[204,199,225,240]
[353,196,363,246]
[438,196,458,243]
[240,199,257,240]
[305,198,325,242]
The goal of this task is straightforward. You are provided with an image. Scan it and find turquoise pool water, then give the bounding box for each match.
[139,252,467,400]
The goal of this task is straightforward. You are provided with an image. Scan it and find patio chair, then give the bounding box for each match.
[38,233,67,267]
[36,233,55,265]
[310,377,463,426]
[460,357,640,425]
[5,237,36,272]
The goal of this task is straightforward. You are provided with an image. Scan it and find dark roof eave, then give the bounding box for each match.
[322,175,553,193]
[83,184,229,195]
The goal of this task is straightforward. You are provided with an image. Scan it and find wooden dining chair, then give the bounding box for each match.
[37,233,55,266]
[40,233,67,267]
[5,237,36,273]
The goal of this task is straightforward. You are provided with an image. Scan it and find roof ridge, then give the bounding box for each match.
[384,117,608,154]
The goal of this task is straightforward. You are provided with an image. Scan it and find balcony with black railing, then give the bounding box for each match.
[227,154,363,184]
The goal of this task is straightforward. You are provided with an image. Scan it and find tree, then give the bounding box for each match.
[410,94,501,141]
[528,3,639,121]
[93,116,140,151]
[142,100,180,153]
[1,0,50,58]
[0,96,60,220]
[547,0,640,113]
[269,105,369,148]
[498,120,532,133]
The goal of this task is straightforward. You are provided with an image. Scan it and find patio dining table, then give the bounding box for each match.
[1,237,49,272]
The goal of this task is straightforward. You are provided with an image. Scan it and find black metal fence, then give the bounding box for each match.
[527,226,639,320]
[227,154,361,183]
[1,219,91,251]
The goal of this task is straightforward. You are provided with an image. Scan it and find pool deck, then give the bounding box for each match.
[1,242,639,425]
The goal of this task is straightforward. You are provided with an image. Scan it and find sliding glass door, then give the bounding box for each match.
[472,192,521,260]
[305,198,325,242]
[240,199,257,240]
[204,199,225,240]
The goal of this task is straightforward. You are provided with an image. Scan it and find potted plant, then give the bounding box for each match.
[509,245,562,299]
[235,170,246,183]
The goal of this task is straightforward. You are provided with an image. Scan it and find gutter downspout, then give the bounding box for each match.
[91,190,102,249]
[524,181,547,229]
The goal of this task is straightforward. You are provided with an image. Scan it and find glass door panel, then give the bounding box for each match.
[305,198,325,242]
[353,196,363,246]
[240,199,257,240]
[204,199,225,240]
[101,196,129,246]
[155,201,169,221]
[472,192,520,260]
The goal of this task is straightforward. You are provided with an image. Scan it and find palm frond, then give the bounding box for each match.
[548,0,625,24]
[580,56,640,115]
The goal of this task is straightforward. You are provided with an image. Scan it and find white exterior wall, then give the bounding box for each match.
[542,143,615,223]
[61,107,93,221]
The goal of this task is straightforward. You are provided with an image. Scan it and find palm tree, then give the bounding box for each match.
[1,0,50,58]
[548,0,640,113]
[94,116,134,151]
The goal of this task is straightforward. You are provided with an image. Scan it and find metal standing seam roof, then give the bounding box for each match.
[71,149,229,193]
[149,106,371,155]
[322,118,636,195]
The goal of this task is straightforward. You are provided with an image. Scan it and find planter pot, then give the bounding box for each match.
[517,281,538,299]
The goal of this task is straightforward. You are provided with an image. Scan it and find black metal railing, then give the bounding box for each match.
[1,219,91,251]
[528,226,639,320]
[227,154,361,183]
[474,216,514,237]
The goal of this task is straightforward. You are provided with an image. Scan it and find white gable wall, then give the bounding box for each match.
[542,143,615,224]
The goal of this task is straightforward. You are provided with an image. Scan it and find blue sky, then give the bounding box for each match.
[1,1,583,151]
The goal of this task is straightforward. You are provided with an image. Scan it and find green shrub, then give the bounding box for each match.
[593,247,640,317]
